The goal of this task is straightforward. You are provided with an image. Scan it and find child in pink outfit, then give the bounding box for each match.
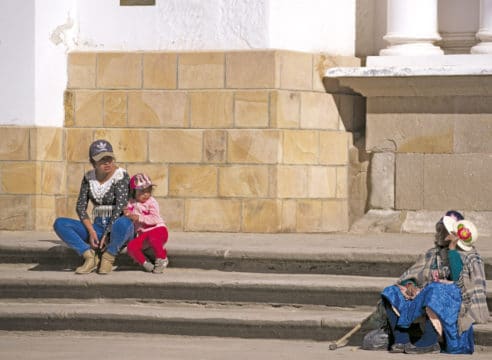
[124,173,169,273]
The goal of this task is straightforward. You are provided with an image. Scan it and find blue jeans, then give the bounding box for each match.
[53,216,134,256]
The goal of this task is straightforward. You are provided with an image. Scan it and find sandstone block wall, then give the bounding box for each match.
[367,95,492,212]
[0,51,365,232]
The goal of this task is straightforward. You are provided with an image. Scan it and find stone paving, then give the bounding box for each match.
[0,331,490,360]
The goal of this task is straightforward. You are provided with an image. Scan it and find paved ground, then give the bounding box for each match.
[0,331,490,360]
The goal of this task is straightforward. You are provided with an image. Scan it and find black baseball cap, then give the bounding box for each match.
[89,140,115,162]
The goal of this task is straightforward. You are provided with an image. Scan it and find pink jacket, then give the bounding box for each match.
[126,196,166,234]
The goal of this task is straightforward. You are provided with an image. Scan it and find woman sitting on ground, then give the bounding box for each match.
[381,210,488,354]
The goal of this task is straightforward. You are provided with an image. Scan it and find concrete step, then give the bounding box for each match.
[0,299,372,342]
[1,299,491,346]
[1,263,491,310]
[1,231,492,277]
[1,232,492,347]
[0,263,392,307]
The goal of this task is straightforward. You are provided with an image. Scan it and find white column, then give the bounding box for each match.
[380,0,443,56]
[471,0,492,53]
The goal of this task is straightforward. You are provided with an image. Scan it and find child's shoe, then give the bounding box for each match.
[153,257,169,273]
[142,261,154,272]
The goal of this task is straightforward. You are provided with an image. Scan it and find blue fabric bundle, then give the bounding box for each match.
[382,282,474,354]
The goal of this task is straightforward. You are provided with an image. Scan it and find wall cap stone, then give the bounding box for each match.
[352,209,492,236]
[324,55,492,96]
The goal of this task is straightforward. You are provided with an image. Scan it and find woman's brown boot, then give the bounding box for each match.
[98,252,115,274]
[75,249,99,274]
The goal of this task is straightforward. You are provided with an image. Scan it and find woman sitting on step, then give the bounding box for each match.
[379,210,489,354]
[53,139,134,275]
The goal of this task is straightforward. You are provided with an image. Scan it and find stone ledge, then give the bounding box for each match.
[323,73,492,97]
[350,209,492,238]
[324,55,492,97]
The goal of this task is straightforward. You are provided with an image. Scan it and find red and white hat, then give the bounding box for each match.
[442,216,478,251]
[130,173,155,190]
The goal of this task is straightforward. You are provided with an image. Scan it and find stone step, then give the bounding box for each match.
[1,299,491,346]
[1,264,491,310]
[1,231,492,347]
[0,299,372,342]
[2,231,492,278]
[0,263,392,307]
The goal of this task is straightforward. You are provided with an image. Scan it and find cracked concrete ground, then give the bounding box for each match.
[0,331,490,360]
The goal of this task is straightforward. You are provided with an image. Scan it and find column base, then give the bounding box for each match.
[380,42,444,56]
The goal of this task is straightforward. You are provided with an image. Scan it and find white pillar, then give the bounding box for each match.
[471,0,492,53]
[380,0,443,56]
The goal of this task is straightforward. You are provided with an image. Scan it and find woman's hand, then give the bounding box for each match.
[88,229,99,249]
[99,235,108,251]
[399,283,420,300]
[83,219,99,249]
[446,232,459,250]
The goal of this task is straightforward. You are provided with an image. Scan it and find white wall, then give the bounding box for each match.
[0,0,35,126]
[1,0,357,127]
[0,0,74,127]
[75,0,269,50]
[269,0,355,55]
[34,0,76,127]
[73,0,355,53]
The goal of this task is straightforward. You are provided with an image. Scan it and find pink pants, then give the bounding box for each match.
[127,226,168,265]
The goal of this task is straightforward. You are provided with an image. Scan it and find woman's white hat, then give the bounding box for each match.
[442,216,478,251]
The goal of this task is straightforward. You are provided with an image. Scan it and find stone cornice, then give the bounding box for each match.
[324,54,492,97]
[324,67,492,97]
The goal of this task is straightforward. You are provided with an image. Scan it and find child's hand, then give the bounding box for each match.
[124,208,137,220]
[126,213,139,222]
[123,207,139,222]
